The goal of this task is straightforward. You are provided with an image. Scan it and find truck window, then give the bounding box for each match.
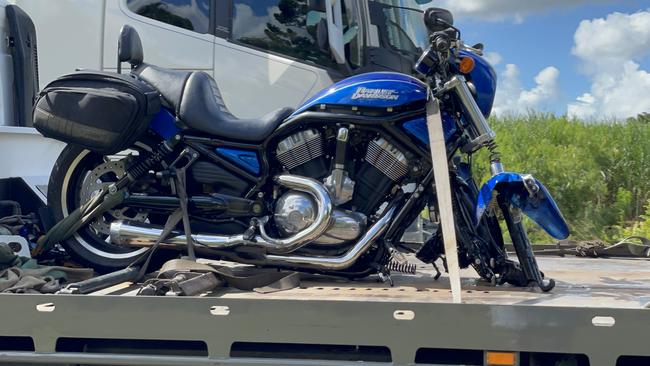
[126,0,210,34]
[231,0,340,69]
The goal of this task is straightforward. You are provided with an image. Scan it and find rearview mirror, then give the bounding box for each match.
[424,7,454,33]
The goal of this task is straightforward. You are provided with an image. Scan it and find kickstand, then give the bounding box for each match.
[373,263,394,287]
[379,271,394,287]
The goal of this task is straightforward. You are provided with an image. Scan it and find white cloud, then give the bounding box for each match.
[568,10,650,120]
[232,4,279,39]
[492,64,560,116]
[483,52,502,66]
[433,0,607,22]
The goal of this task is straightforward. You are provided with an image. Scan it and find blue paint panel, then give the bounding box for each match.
[476,172,570,240]
[216,147,260,175]
[292,72,429,116]
[456,50,497,118]
[401,112,457,145]
[150,108,180,140]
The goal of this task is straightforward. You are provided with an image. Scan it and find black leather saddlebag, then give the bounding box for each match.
[33,71,161,154]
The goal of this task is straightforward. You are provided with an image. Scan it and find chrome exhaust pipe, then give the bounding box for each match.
[110,220,249,248]
[112,205,396,272]
[266,205,396,270]
[257,175,333,253]
[110,175,333,254]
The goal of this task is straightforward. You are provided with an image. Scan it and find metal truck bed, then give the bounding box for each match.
[1,172,648,366]
[75,256,650,309]
[0,256,648,366]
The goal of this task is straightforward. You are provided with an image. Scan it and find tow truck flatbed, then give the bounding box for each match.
[1,256,648,366]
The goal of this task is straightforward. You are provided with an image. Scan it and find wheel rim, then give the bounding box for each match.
[61,149,148,260]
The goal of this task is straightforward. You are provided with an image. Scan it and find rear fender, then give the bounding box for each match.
[475,172,569,240]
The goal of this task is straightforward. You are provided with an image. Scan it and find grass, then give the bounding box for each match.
[471,113,650,243]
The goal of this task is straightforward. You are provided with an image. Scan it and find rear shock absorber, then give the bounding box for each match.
[120,140,176,188]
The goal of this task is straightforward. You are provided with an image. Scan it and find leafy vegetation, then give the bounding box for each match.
[472,113,650,243]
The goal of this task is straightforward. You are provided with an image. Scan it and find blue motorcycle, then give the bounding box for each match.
[36,7,568,291]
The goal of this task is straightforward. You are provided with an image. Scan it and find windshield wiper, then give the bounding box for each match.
[369,1,424,14]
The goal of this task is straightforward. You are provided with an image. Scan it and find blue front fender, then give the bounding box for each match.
[476,172,570,240]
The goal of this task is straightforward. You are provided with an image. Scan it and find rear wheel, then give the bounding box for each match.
[47,144,163,272]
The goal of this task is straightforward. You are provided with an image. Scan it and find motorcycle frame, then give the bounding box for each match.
[174,107,438,201]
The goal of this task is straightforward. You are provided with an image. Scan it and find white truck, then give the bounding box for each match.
[2,0,431,178]
[13,0,430,117]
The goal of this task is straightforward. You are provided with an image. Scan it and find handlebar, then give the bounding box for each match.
[432,34,450,53]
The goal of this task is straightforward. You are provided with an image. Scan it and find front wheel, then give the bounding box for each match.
[47,144,157,272]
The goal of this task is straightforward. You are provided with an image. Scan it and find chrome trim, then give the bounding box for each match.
[274,192,316,236]
[276,129,324,170]
[258,175,333,253]
[110,175,333,255]
[365,137,409,182]
[323,170,355,206]
[110,220,249,248]
[442,75,496,149]
[111,204,395,271]
[266,205,396,270]
[336,126,349,142]
[314,209,367,245]
[490,161,504,176]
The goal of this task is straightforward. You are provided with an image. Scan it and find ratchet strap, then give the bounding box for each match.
[131,166,196,280]
[137,258,300,295]
[131,166,300,293]
[174,167,196,260]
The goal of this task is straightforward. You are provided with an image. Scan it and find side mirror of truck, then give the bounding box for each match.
[311,0,345,66]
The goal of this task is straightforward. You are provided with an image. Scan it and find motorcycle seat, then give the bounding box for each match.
[135,64,294,142]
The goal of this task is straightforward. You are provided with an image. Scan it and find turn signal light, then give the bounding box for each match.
[459,56,475,74]
[486,351,517,366]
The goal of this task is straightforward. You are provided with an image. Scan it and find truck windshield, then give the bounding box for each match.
[368,0,429,58]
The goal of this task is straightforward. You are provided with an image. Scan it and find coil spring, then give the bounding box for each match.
[486,140,501,164]
[127,141,174,179]
[386,258,417,274]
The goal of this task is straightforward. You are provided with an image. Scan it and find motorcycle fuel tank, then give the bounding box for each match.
[292,72,429,116]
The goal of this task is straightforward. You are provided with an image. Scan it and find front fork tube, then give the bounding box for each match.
[497,194,556,292]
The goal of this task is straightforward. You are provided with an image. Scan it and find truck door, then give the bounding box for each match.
[211,0,362,118]
[104,0,214,74]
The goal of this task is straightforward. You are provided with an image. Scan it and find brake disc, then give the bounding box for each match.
[79,160,147,235]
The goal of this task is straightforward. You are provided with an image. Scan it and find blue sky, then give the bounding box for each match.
[434,0,650,119]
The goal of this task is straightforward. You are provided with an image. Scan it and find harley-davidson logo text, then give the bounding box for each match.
[351,87,399,100]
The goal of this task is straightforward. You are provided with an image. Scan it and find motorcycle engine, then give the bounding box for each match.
[274,128,410,245]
